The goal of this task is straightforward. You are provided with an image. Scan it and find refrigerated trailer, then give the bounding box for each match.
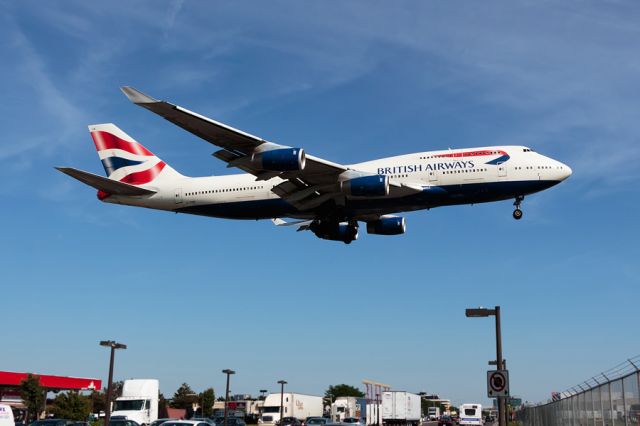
[381,392,421,426]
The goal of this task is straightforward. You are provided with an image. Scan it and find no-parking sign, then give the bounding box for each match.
[487,370,509,397]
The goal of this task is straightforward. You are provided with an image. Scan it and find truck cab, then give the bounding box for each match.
[111,379,159,426]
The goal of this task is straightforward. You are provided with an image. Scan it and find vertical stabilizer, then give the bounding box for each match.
[89,123,183,185]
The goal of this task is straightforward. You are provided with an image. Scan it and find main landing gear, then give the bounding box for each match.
[513,195,524,220]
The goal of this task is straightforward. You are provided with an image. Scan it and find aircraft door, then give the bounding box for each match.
[428,169,438,182]
[497,163,507,177]
[175,188,183,204]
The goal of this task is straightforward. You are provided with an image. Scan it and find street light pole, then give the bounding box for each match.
[494,306,505,426]
[465,306,506,426]
[99,340,127,426]
[277,380,287,426]
[222,370,235,426]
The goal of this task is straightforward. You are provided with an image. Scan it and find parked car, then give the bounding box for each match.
[277,418,301,426]
[151,419,178,426]
[108,420,141,426]
[342,418,365,426]
[162,421,212,426]
[190,419,215,425]
[29,420,74,426]
[438,416,454,426]
[212,418,245,426]
[303,418,330,426]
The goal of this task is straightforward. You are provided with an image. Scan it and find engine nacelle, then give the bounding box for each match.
[252,148,306,171]
[366,216,406,235]
[341,175,389,197]
[310,221,358,244]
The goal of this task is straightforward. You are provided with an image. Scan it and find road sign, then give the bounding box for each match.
[487,370,509,397]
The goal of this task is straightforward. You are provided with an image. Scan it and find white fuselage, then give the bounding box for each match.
[103,145,571,220]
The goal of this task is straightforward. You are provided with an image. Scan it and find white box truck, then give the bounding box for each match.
[258,393,323,425]
[459,404,482,426]
[427,407,440,421]
[111,379,159,426]
[381,392,421,426]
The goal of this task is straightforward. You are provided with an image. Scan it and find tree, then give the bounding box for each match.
[20,374,45,422]
[171,383,198,409]
[159,393,168,418]
[51,391,92,420]
[108,381,124,402]
[89,390,106,414]
[325,385,365,399]
[200,388,215,417]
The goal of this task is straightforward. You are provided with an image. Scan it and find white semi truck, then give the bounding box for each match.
[331,397,367,422]
[381,392,421,426]
[258,393,323,425]
[111,379,159,426]
[427,407,441,421]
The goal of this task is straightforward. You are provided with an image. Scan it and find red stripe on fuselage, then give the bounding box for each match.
[91,131,154,156]
[119,161,166,185]
[434,149,507,158]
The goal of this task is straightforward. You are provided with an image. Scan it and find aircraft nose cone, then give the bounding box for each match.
[562,164,572,180]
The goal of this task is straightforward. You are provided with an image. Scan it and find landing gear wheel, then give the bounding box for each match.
[513,208,523,220]
[513,195,524,220]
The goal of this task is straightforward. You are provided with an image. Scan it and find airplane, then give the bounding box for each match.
[57,87,572,244]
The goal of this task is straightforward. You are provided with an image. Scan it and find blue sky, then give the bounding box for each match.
[1,1,639,408]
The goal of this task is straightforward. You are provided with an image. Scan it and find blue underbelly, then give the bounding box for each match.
[175,179,559,220]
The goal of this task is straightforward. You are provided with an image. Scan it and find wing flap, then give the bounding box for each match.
[56,167,156,196]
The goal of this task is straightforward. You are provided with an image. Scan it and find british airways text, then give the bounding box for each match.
[377,161,475,175]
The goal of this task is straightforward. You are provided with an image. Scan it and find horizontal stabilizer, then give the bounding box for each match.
[55,167,156,196]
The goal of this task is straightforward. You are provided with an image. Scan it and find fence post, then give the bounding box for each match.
[599,385,605,426]
[608,382,613,426]
[621,377,628,426]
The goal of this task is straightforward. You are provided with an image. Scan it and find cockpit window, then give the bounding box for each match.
[523,148,535,152]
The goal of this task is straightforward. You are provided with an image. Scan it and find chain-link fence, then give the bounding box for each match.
[521,356,640,426]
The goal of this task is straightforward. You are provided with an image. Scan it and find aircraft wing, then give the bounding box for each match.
[121,86,419,210]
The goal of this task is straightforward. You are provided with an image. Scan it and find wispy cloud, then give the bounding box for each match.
[1,19,87,162]
[164,0,186,41]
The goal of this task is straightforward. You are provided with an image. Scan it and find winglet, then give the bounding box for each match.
[120,86,158,104]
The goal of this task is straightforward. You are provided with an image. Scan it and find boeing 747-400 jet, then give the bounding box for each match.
[57,87,572,244]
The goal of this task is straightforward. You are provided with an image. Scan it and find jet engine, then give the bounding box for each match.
[366,216,406,235]
[341,175,389,197]
[252,148,306,171]
[310,220,358,244]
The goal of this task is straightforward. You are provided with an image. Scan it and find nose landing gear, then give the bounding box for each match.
[513,195,524,220]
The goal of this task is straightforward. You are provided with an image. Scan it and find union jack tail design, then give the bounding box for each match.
[89,123,183,186]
